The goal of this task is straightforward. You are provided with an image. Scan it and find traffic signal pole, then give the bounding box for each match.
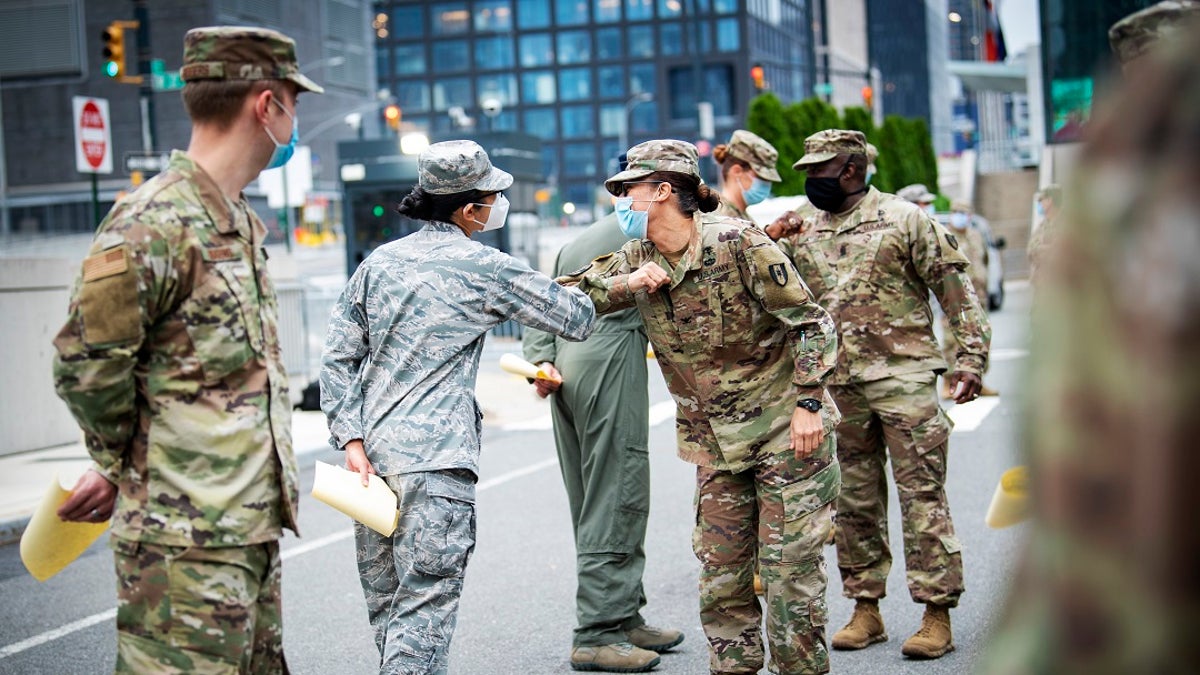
[133,0,157,153]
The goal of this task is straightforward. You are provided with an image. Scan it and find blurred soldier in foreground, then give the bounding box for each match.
[52,27,322,672]
[979,5,1200,674]
[782,130,990,660]
[523,156,682,673]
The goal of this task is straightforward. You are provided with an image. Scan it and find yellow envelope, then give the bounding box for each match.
[20,475,110,582]
[311,461,400,536]
[985,466,1030,529]
[499,353,562,383]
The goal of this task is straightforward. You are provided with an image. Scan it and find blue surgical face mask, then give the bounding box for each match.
[949,212,969,229]
[865,168,875,184]
[743,176,772,206]
[614,196,651,239]
[264,97,298,170]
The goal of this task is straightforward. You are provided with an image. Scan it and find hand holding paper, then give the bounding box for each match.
[21,474,111,582]
[311,461,400,536]
[499,353,562,383]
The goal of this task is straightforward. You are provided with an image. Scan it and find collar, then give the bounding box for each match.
[169,150,261,241]
[657,214,705,289]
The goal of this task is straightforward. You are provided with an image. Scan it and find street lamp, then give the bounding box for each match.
[619,92,653,156]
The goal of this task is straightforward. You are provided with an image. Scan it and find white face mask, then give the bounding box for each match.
[470,193,510,231]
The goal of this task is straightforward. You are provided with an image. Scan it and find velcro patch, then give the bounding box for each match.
[945,233,959,250]
[82,246,129,282]
[203,246,238,262]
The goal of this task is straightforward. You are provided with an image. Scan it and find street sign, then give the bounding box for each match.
[124,151,170,173]
[73,96,112,174]
[150,59,184,92]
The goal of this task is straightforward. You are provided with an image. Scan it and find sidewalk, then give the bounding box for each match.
[0,338,550,546]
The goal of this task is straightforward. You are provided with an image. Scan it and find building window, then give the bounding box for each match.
[561,105,594,138]
[559,67,593,101]
[714,0,737,14]
[599,104,624,137]
[520,33,555,67]
[433,76,473,110]
[596,27,624,60]
[658,0,682,18]
[487,110,518,131]
[598,65,626,98]
[626,0,654,21]
[474,0,512,31]
[521,70,557,104]
[475,36,514,70]
[595,0,621,22]
[716,18,739,51]
[564,182,592,207]
[397,80,431,113]
[432,2,470,34]
[628,25,654,58]
[432,40,470,72]
[393,44,425,75]
[563,143,598,178]
[630,102,657,134]
[390,4,425,38]
[557,30,592,64]
[376,47,389,81]
[630,63,656,94]
[477,73,518,106]
[517,0,551,28]
[556,0,589,25]
[667,63,734,119]
[660,23,683,56]
[524,108,558,140]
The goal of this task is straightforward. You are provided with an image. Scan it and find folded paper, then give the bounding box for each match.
[20,475,110,582]
[499,353,561,383]
[311,461,400,536]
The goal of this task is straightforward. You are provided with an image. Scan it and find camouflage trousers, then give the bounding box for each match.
[356,469,477,675]
[111,537,285,674]
[693,435,840,675]
[829,371,964,607]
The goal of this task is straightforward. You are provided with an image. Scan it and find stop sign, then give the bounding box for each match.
[73,96,113,174]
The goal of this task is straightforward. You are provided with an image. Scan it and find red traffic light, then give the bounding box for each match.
[750,64,765,92]
[384,104,401,131]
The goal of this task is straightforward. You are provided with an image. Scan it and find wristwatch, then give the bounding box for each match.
[797,398,822,413]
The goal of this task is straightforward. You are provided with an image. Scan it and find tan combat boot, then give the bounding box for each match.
[831,599,887,650]
[901,604,955,659]
[570,642,660,672]
[626,624,684,653]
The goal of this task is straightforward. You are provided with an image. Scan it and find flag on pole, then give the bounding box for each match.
[983,0,1009,62]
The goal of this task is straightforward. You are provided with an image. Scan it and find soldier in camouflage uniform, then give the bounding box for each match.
[713,130,782,221]
[51,27,322,673]
[941,199,998,398]
[558,139,841,675]
[979,6,1200,674]
[320,140,595,674]
[779,130,990,660]
[1026,184,1061,287]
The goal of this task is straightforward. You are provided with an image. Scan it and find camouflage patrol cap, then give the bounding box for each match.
[951,199,972,212]
[1108,1,1200,64]
[418,140,513,195]
[898,183,936,204]
[792,129,868,169]
[181,26,324,94]
[724,130,782,182]
[866,142,879,164]
[605,139,700,196]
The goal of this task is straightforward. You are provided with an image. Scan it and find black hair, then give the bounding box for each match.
[396,186,493,225]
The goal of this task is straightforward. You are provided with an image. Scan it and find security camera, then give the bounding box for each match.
[480,97,503,117]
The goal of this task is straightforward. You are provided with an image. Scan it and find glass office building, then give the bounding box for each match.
[372,0,816,213]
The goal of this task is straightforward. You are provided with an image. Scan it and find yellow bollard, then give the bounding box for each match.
[985,466,1030,529]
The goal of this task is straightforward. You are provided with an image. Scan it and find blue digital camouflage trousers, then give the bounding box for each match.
[829,371,964,607]
[111,537,285,674]
[356,469,477,675]
[693,435,840,675]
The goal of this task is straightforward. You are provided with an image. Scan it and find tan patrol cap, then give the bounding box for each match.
[181,26,324,94]
[605,140,700,196]
[792,129,868,169]
[898,184,937,204]
[724,130,782,182]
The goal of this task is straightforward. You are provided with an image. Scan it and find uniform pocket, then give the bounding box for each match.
[911,410,952,456]
[181,265,255,385]
[780,462,841,564]
[412,473,477,578]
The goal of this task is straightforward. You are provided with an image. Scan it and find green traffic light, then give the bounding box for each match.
[372,205,384,217]
[103,61,119,77]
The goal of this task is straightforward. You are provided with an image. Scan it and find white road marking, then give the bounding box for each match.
[990,348,1029,361]
[946,396,1001,432]
[502,399,676,432]
[0,455,569,660]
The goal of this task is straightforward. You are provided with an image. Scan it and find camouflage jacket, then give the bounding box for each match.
[715,198,751,222]
[53,150,297,547]
[779,186,991,384]
[951,222,989,302]
[558,213,838,472]
[321,222,596,477]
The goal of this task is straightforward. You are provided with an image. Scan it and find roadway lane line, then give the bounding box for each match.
[504,399,676,432]
[0,454,568,661]
[947,396,1001,432]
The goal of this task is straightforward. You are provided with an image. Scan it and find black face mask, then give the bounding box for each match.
[805,158,866,212]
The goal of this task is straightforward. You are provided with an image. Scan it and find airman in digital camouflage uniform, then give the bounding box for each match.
[713,129,782,221]
[779,129,990,660]
[980,5,1200,674]
[52,26,322,673]
[321,140,595,674]
[559,139,841,674]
